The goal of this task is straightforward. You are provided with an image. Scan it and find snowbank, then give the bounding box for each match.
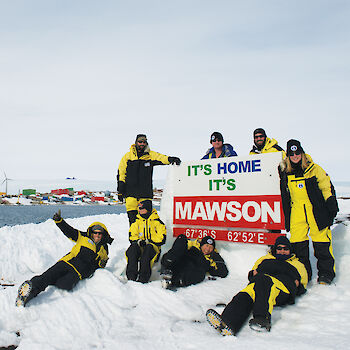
[0,200,349,349]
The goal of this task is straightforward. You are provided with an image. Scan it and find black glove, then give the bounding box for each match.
[168,156,181,165]
[52,209,62,222]
[118,194,124,202]
[326,196,339,224]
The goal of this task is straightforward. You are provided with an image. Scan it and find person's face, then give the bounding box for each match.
[92,230,103,243]
[136,139,147,151]
[289,151,302,164]
[138,206,148,215]
[276,245,290,255]
[201,243,214,255]
[254,133,266,147]
[211,138,223,150]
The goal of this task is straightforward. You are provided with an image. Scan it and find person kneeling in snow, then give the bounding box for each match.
[16,210,113,307]
[126,200,166,283]
[160,235,228,289]
[206,236,307,335]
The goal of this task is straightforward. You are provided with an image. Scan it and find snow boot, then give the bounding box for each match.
[249,317,271,332]
[160,269,173,289]
[15,280,33,307]
[317,275,332,285]
[206,309,235,336]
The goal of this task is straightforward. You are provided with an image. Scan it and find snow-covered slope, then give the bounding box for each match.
[0,199,349,349]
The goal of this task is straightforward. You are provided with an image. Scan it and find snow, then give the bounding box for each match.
[0,197,349,349]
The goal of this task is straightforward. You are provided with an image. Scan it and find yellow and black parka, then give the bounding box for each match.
[248,252,308,300]
[129,209,166,248]
[279,155,338,231]
[250,137,286,158]
[54,218,113,279]
[118,144,170,198]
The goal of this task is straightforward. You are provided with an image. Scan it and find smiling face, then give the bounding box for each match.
[92,230,103,243]
[201,243,214,255]
[211,139,223,151]
[254,133,266,148]
[289,152,302,164]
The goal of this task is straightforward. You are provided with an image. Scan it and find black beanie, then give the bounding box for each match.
[135,134,148,143]
[210,132,224,143]
[286,139,304,156]
[273,236,291,251]
[139,199,152,212]
[200,236,216,248]
[253,128,266,138]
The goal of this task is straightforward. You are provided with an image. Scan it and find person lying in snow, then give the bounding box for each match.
[206,236,307,335]
[16,210,113,307]
[160,234,228,289]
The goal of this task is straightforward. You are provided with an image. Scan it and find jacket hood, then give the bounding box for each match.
[87,222,114,245]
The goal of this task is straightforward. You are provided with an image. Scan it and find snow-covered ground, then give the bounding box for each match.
[0,197,349,349]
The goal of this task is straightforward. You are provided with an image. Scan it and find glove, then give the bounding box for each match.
[52,209,62,222]
[168,156,181,165]
[118,194,124,202]
[99,258,108,268]
[137,239,147,247]
[326,196,339,224]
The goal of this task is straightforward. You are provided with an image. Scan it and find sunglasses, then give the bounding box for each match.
[276,246,290,251]
[289,150,302,156]
[92,231,103,235]
[211,139,222,142]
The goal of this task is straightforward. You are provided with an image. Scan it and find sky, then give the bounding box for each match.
[1,0,349,192]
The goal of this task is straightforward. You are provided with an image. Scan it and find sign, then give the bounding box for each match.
[168,153,285,245]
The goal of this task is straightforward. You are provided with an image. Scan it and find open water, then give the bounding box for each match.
[0,205,128,228]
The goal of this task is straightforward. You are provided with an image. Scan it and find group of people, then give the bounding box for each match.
[15,130,339,336]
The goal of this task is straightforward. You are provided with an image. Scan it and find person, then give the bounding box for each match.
[125,200,166,283]
[16,210,113,307]
[160,234,228,289]
[279,139,338,284]
[117,134,181,225]
[249,128,286,157]
[201,132,237,159]
[206,236,307,335]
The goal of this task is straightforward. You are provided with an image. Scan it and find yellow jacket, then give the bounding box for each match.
[55,220,112,279]
[118,144,170,198]
[250,137,286,158]
[129,209,166,247]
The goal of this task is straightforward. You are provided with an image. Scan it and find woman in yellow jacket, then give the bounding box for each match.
[126,200,166,283]
[16,210,113,307]
[279,139,338,284]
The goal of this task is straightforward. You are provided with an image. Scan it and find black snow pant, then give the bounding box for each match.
[29,261,81,303]
[161,235,206,287]
[126,243,157,283]
[291,241,335,282]
[221,274,291,334]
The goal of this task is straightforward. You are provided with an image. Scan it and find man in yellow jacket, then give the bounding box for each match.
[126,200,166,283]
[16,210,113,307]
[249,128,286,157]
[117,134,181,225]
[206,236,307,335]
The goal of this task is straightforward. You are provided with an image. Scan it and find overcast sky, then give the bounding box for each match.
[1,0,349,191]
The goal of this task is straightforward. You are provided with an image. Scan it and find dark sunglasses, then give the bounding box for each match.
[289,150,302,156]
[92,231,103,235]
[276,246,290,251]
[211,139,222,142]
[137,140,147,144]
